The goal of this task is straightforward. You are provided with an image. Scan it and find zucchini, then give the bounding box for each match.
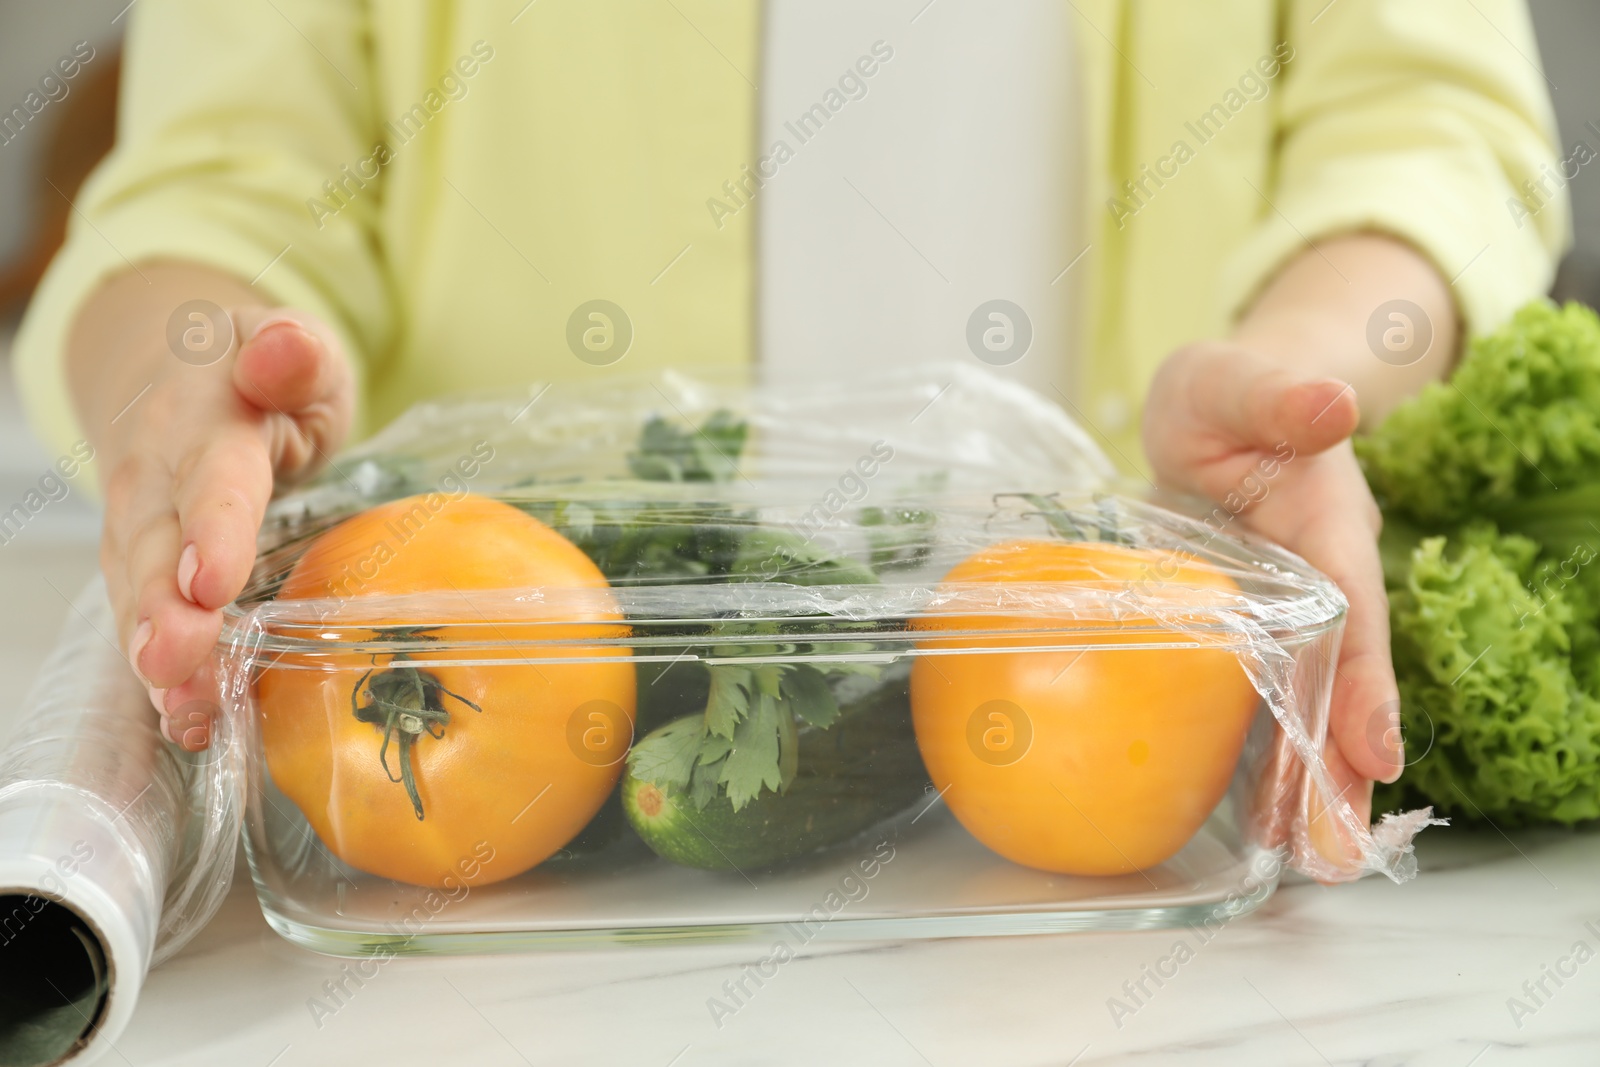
[622,679,929,871]
[540,786,628,863]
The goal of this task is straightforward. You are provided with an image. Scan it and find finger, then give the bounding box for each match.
[1331,642,1404,784]
[172,421,275,610]
[1326,568,1402,784]
[102,521,172,722]
[1290,495,1403,785]
[1306,738,1376,882]
[100,458,142,643]
[233,311,317,405]
[164,658,222,752]
[1320,739,1374,828]
[167,700,215,752]
[101,458,176,711]
[121,462,226,690]
[230,308,345,413]
[1248,726,1302,853]
[1188,346,1360,457]
[231,308,353,482]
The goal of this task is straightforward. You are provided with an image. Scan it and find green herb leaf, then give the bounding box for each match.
[860,504,937,571]
[687,756,725,809]
[625,714,704,793]
[732,529,879,586]
[782,665,840,729]
[698,731,734,764]
[628,409,748,483]
[775,698,800,791]
[613,408,894,810]
[694,410,749,482]
[720,687,788,810]
[704,665,754,739]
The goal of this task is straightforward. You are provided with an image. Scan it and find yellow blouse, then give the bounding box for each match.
[15,0,1569,471]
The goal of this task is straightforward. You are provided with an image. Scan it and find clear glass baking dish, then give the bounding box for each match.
[218,368,1401,956]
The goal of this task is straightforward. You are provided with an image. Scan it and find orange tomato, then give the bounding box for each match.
[257,493,635,888]
[910,539,1259,876]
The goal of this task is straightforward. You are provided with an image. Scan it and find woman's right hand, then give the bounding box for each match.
[69,265,354,750]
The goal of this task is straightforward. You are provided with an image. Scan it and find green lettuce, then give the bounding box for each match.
[1383,525,1600,823]
[1362,301,1600,824]
[1361,301,1600,525]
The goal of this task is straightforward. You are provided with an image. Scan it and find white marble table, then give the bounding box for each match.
[5,542,1600,1067]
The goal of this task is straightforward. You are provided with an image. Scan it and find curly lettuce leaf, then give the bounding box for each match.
[1359,301,1600,526]
[1377,524,1600,825]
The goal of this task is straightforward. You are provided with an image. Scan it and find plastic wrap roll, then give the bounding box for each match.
[0,577,239,1067]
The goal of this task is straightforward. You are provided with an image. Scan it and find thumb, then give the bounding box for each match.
[230,307,351,415]
[1187,345,1361,458]
[228,307,354,480]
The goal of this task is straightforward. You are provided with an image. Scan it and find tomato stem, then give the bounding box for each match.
[352,664,482,820]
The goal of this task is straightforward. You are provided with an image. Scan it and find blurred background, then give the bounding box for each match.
[2,1,1598,546]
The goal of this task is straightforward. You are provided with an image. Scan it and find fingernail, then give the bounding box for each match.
[159,713,176,745]
[177,543,199,603]
[147,685,166,715]
[246,310,310,343]
[129,620,153,684]
[1383,710,1405,782]
[1380,751,1405,784]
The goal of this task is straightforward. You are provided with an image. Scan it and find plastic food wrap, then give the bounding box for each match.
[221,365,1433,954]
[0,578,240,1066]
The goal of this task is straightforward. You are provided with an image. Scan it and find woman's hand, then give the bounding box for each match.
[1143,342,1399,826]
[1142,233,1460,827]
[68,264,353,750]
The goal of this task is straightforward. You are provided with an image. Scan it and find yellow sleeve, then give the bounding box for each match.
[1219,0,1570,336]
[12,0,391,459]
